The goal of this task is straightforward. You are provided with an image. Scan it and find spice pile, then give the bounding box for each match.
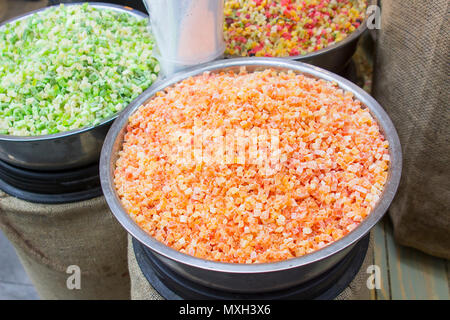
[0,4,159,136]
[115,68,389,264]
[224,0,366,57]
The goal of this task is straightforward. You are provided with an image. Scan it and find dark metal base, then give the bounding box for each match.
[133,235,369,300]
[0,160,102,204]
[339,59,363,87]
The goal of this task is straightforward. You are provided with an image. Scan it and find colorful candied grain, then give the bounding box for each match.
[114,68,389,264]
[224,0,366,57]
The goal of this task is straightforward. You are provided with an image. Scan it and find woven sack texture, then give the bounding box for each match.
[373,0,450,259]
[0,191,130,299]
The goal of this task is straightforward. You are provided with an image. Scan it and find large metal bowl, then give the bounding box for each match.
[226,2,371,73]
[100,58,402,294]
[0,3,147,171]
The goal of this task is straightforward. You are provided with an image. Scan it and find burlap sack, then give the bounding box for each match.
[372,0,450,259]
[128,233,373,300]
[0,190,130,300]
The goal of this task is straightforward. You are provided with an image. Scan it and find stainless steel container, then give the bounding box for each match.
[224,2,371,73]
[0,3,148,171]
[100,58,402,294]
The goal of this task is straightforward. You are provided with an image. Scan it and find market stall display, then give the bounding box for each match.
[128,233,374,299]
[100,58,402,293]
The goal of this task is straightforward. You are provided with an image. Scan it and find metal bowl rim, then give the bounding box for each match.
[0,2,148,142]
[100,57,402,274]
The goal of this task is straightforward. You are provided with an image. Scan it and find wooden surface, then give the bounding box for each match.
[371,218,449,300]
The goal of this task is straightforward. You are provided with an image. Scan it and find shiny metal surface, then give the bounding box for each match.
[0,3,147,171]
[100,58,402,293]
[144,0,225,76]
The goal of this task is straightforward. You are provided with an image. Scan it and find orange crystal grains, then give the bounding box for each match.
[114,68,389,264]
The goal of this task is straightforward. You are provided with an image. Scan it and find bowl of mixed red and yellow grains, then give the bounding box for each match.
[223,0,370,72]
[100,58,401,293]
